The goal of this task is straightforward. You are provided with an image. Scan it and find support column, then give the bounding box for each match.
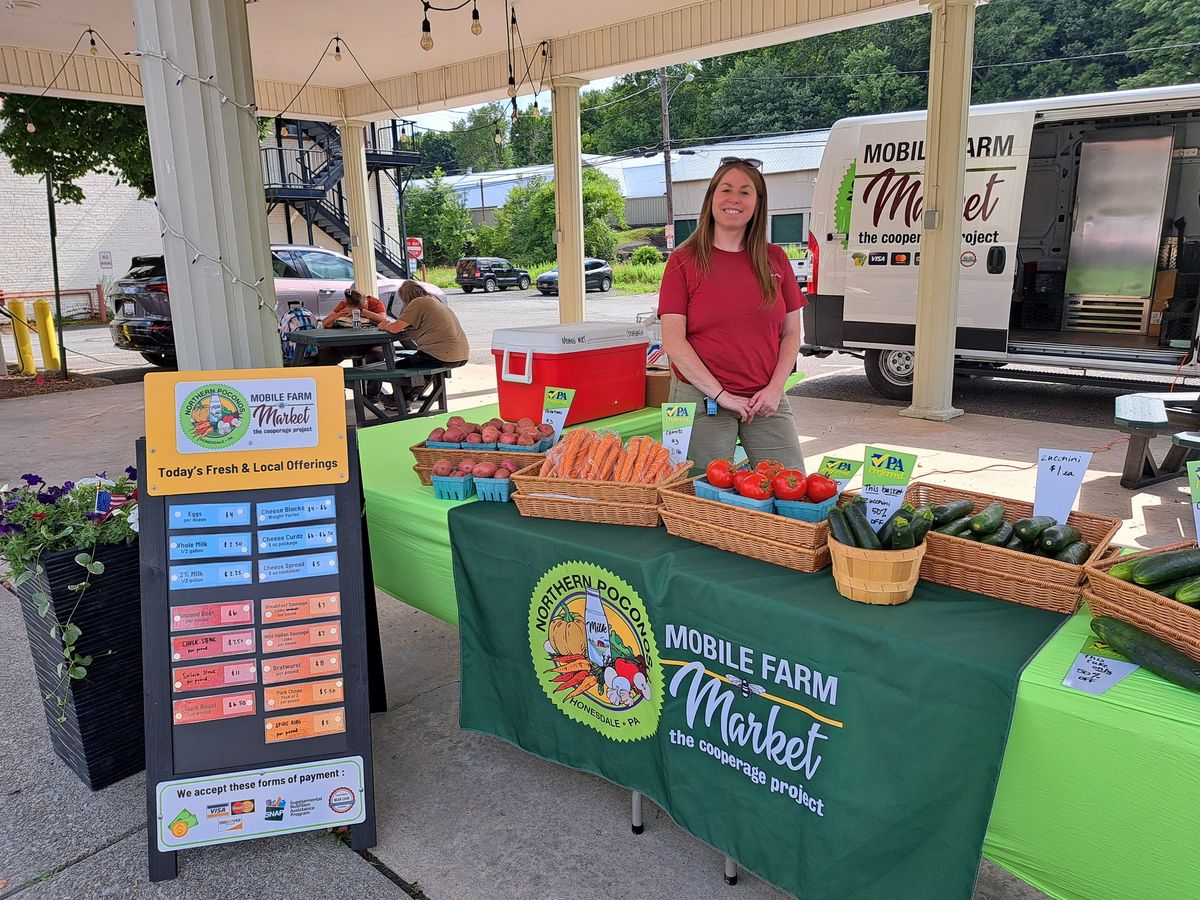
[341,122,379,293]
[551,76,588,324]
[900,0,979,421]
[133,0,281,370]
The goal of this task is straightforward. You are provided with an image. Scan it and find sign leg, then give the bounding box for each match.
[149,846,177,883]
[724,855,737,886]
[631,791,643,835]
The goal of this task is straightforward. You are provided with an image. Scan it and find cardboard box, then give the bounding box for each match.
[1149,269,1178,336]
[645,370,672,408]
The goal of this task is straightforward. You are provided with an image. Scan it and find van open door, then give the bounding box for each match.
[839,110,1034,360]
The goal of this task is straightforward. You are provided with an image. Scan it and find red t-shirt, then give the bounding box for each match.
[657,244,805,396]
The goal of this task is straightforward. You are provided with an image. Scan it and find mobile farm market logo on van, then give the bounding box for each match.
[178,384,250,450]
[529,562,663,742]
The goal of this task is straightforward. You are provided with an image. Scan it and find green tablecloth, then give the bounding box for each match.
[357,404,665,623]
[451,501,1064,900]
[984,605,1200,900]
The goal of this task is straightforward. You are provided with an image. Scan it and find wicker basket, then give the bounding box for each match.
[510,461,692,505]
[827,535,925,605]
[512,493,662,528]
[660,510,832,573]
[906,482,1120,587]
[410,441,545,471]
[659,478,830,550]
[1084,541,1200,661]
[922,555,1082,614]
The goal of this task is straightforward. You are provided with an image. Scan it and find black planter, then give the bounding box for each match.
[15,541,144,790]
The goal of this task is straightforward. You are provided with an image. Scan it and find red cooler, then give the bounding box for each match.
[492,322,649,425]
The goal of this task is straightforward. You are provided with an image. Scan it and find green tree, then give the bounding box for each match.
[1116,0,1200,88]
[511,110,553,166]
[490,167,625,262]
[402,167,475,265]
[0,95,154,203]
[413,131,459,176]
[450,102,511,173]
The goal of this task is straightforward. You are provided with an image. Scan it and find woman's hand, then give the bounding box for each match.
[718,391,755,424]
[747,384,783,418]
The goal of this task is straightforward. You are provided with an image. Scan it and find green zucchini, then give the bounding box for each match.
[1040,524,1083,554]
[931,498,973,525]
[980,522,1015,546]
[1090,616,1200,692]
[1004,534,1027,551]
[876,506,913,549]
[935,515,973,536]
[1106,558,1140,582]
[1132,549,1200,586]
[1174,579,1200,605]
[1014,516,1057,542]
[828,507,857,547]
[1052,541,1093,565]
[969,502,1007,535]
[843,503,882,551]
[908,508,935,546]
[890,517,915,550]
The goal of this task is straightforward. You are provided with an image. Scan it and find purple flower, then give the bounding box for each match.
[37,487,62,504]
[124,466,137,480]
[62,481,75,492]
[4,499,19,511]
[21,474,44,486]
[0,523,22,535]
[84,512,103,521]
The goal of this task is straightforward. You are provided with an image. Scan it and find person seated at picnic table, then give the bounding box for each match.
[316,288,387,397]
[379,280,469,370]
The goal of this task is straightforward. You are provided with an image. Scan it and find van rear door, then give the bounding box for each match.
[840,110,1034,359]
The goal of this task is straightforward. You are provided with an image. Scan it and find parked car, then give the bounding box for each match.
[536,258,613,295]
[454,257,531,293]
[109,245,404,366]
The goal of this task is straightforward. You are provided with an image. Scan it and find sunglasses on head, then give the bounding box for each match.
[721,156,763,169]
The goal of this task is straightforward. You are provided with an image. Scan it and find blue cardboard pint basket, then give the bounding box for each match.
[426,440,462,450]
[775,496,836,523]
[474,476,515,502]
[718,492,775,515]
[694,477,733,502]
[431,474,475,501]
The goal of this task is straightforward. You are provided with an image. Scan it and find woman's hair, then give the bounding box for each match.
[676,159,776,307]
[398,280,430,304]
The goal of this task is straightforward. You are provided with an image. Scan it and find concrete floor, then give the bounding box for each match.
[3,374,1186,898]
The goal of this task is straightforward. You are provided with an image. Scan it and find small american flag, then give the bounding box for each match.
[94,492,132,516]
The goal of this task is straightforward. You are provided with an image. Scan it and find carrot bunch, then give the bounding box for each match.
[537,429,690,484]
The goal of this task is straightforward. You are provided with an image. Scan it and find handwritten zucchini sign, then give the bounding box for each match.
[860,446,918,532]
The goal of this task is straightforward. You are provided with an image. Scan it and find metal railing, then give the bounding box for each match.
[260,147,339,191]
[368,120,411,154]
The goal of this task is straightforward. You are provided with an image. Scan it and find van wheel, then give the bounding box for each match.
[864,349,914,400]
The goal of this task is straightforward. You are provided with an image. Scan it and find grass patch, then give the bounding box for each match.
[615,226,664,245]
[613,260,666,295]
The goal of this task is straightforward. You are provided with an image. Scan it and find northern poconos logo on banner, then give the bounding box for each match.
[529,562,664,742]
[175,378,320,454]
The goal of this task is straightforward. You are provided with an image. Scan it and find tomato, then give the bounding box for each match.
[756,458,785,479]
[737,473,773,500]
[732,469,757,491]
[804,474,838,503]
[772,470,808,501]
[705,459,736,489]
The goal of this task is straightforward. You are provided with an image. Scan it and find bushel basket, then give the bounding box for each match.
[1085,541,1200,662]
[827,536,925,605]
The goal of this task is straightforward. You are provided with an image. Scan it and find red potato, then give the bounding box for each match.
[428,427,446,442]
[450,470,466,478]
[431,460,454,477]
[473,462,498,478]
[464,422,482,435]
[442,427,465,443]
[516,434,536,446]
[465,433,483,444]
[447,415,466,427]
[516,417,536,430]
[501,458,520,472]
[481,427,501,443]
[500,422,517,434]
[494,468,512,479]
[536,423,555,438]
[457,459,477,474]
[498,433,519,445]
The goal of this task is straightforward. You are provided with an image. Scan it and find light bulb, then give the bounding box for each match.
[26,120,36,133]
[471,5,482,35]
[531,100,541,118]
[493,127,502,145]
[89,37,98,57]
[399,127,410,143]
[334,38,342,62]
[506,77,517,98]
[421,16,433,51]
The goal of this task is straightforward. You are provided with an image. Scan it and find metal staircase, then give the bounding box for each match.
[262,120,419,278]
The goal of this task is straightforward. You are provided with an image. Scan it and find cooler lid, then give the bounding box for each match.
[491,321,648,353]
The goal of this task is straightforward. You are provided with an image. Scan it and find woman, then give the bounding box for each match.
[657,158,806,471]
[380,280,469,369]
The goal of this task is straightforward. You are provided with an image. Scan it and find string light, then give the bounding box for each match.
[126,48,260,116]
[421,3,434,51]
[334,36,342,62]
[510,98,519,124]
[471,1,482,36]
[493,126,502,145]
[88,30,97,57]
[26,119,36,134]
[506,75,517,98]
[531,99,541,118]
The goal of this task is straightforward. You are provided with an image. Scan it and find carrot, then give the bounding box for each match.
[615,437,643,482]
[556,671,589,693]
[630,438,659,482]
[547,658,591,675]
[556,429,586,479]
[568,432,597,478]
[586,433,620,480]
[658,460,692,483]
[595,436,622,480]
[567,674,598,699]
[641,446,670,483]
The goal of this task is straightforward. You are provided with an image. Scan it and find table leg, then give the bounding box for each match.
[724,855,737,886]
[631,791,643,835]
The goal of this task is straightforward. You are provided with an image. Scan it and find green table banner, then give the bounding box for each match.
[451,502,1063,899]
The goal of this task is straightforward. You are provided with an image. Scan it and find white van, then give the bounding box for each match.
[802,84,1200,398]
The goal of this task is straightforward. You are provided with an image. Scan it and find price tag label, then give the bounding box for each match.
[1188,461,1200,541]
[817,456,863,492]
[860,446,918,532]
[1033,449,1092,524]
[1062,635,1138,695]
[661,403,696,466]
[541,387,576,442]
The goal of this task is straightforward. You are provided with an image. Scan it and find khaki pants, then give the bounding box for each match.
[668,378,805,473]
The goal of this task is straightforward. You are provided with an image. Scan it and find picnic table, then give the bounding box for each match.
[287,327,449,426]
[1114,391,1200,488]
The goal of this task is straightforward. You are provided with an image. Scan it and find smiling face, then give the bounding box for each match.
[710,166,759,233]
